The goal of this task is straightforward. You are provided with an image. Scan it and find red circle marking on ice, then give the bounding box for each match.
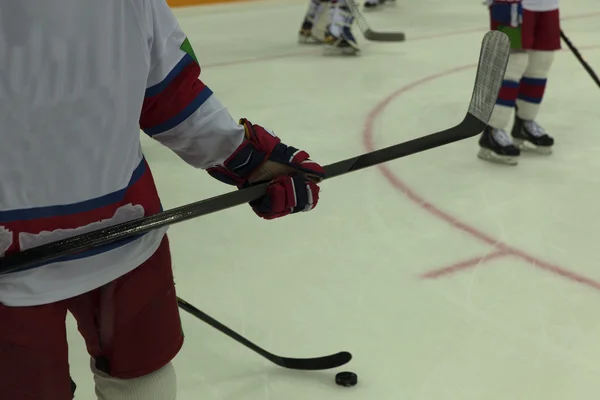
[363,45,600,290]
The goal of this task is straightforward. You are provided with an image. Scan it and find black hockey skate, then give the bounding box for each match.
[511,116,554,154]
[364,0,395,10]
[298,19,323,44]
[478,125,520,165]
[364,0,382,10]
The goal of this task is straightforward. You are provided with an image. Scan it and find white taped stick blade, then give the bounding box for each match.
[468,31,511,124]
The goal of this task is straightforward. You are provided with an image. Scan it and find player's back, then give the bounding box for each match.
[0,1,149,211]
[0,0,167,306]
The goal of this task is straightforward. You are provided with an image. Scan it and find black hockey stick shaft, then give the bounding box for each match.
[560,30,600,88]
[0,31,509,275]
[324,114,480,177]
[177,297,352,370]
[0,116,481,275]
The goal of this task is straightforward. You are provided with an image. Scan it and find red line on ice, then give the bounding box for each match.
[420,251,510,279]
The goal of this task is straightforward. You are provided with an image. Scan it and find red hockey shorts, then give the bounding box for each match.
[491,8,561,51]
[0,236,184,400]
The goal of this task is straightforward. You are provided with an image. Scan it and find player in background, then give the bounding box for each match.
[478,0,558,165]
[298,0,360,54]
[363,0,396,11]
[0,1,323,399]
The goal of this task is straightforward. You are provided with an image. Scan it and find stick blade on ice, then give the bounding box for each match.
[364,29,406,42]
[346,0,406,42]
[177,296,352,371]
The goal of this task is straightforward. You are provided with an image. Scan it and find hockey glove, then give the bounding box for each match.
[207,119,324,220]
[491,0,522,28]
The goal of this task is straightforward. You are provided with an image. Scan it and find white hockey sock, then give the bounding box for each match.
[515,50,554,121]
[92,360,177,400]
[314,1,329,25]
[305,0,327,23]
[488,105,513,130]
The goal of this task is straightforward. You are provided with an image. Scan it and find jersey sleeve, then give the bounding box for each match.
[139,0,244,169]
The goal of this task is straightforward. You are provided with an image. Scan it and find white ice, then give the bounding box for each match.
[67,0,600,398]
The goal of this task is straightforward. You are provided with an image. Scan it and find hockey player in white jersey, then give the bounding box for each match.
[0,1,324,399]
[298,0,360,54]
[478,0,559,165]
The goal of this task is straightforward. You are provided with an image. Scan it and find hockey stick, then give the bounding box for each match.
[0,31,509,276]
[560,30,600,88]
[345,0,406,42]
[176,296,352,370]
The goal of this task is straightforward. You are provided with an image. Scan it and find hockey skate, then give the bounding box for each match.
[298,19,324,44]
[364,0,395,10]
[324,7,360,55]
[477,126,520,165]
[511,116,554,154]
[324,26,360,55]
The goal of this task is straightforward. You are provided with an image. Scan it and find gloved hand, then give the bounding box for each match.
[207,119,324,220]
[490,0,522,28]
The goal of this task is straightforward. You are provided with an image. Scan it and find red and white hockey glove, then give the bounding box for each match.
[207,119,324,220]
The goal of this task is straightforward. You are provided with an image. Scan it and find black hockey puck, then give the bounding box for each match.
[335,371,358,387]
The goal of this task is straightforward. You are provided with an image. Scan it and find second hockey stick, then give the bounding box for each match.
[0,31,510,275]
[346,0,406,42]
[177,297,352,370]
[560,29,600,89]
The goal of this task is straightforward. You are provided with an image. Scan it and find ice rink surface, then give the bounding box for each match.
[67,0,600,398]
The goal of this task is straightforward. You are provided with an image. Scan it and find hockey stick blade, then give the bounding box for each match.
[364,29,406,42]
[347,0,406,42]
[177,297,352,370]
[0,31,509,275]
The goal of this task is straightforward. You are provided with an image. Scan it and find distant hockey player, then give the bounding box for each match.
[478,0,559,165]
[0,1,323,399]
[298,0,360,54]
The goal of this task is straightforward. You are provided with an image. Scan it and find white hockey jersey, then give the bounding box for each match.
[523,0,559,11]
[0,0,245,306]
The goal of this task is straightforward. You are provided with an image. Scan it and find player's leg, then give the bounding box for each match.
[324,0,360,55]
[511,8,560,154]
[299,0,330,44]
[91,361,177,400]
[478,2,526,165]
[0,302,73,400]
[68,236,183,400]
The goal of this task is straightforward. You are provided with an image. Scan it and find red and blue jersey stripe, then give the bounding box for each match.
[140,53,213,136]
[0,159,163,268]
